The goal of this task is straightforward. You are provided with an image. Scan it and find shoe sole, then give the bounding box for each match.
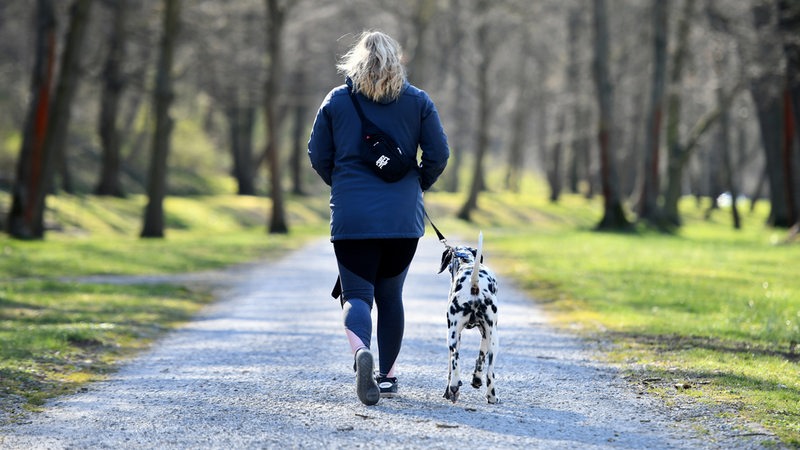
[355,350,379,405]
[378,381,397,398]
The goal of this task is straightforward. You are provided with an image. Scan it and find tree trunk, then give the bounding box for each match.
[6,0,57,239]
[622,95,644,198]
[546,112,566,203]
[537,95,550,190]
[703,95,725,220]
[566,8,581,195]
[290,67,308,196]
[662,0,695,227]
[778,0,800,226]
[719,84,741,229]
[444,49,466,193]
[702,149,723,219]
[504,93,526,193]
[751,92,788,226]
[49,0,94,199]
[57,143,74,194]
[750,2,792,227]
[140,0,180,238]
[264,0,288,234]
[21,0,91,237]
[637,0,668,225]
[227,99,256,196]
[95,0,128,197]
[239,105,257,196]
[782,89,798,224]
[122,94,149,187]
[443,0,465,193]
[591,0,632,231]
[227,104,241,184]
[457,1,490,222]
[779,0,800,125]
[578,107,594,199]
[750,165,767,213]
[405,0,435,86]
[505,33,532,193]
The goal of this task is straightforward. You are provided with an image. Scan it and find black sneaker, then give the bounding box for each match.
[376,376,398,398]
[354,349,379,406]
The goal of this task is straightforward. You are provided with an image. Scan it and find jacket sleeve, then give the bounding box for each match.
[308,101,335,186]
[418,97,449,191]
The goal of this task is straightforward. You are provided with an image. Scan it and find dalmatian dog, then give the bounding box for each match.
[438,232,499,404]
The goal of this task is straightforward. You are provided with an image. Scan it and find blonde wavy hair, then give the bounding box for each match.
[337,31,406,102]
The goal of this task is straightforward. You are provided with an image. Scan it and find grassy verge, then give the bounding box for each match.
[0,193,329,421]
[1,281,211,413]
[1,194,330,277]
[424,179,798,446]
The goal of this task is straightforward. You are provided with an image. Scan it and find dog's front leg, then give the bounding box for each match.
[444,314,465,403]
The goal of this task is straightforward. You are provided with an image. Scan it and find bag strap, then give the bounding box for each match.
[348,86,379,132]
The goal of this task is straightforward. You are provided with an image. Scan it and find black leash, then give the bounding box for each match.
[423,207,449,248]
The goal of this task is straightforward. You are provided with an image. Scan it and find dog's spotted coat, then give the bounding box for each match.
[438,240,499,404]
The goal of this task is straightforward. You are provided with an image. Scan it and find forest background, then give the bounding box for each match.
[0,0,798,237]
[0,0,799,445]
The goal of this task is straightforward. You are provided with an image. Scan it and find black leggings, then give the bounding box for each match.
[333,238,418,376]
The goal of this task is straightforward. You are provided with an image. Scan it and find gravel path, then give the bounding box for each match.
[0,237,777,449]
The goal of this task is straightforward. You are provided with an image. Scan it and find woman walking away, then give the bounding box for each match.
[308,31,449,405]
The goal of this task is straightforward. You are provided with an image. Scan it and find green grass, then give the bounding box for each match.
[0,281,211,410]
[0,194,329,277]
[0,192,329,420]
[424,177,798,446]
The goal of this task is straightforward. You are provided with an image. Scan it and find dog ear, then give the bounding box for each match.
[438,249,453,274]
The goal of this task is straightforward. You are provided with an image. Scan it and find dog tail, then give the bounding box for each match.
[470,231,483,296]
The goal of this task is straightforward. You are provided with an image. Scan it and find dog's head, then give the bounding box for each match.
[438,245,481,277]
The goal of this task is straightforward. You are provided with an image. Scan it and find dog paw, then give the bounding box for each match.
[486,387,499,404]
[443,381,462,403]
[444,386,460,403]
[470,376,482,389]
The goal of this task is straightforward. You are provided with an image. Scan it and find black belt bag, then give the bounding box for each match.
[348,88,414,183]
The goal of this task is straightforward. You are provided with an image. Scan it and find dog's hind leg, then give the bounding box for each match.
[484,323,499,404]
[471,325,489,389]
[443,315,465,403]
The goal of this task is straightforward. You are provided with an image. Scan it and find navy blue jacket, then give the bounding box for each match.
[308,79,449,241]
